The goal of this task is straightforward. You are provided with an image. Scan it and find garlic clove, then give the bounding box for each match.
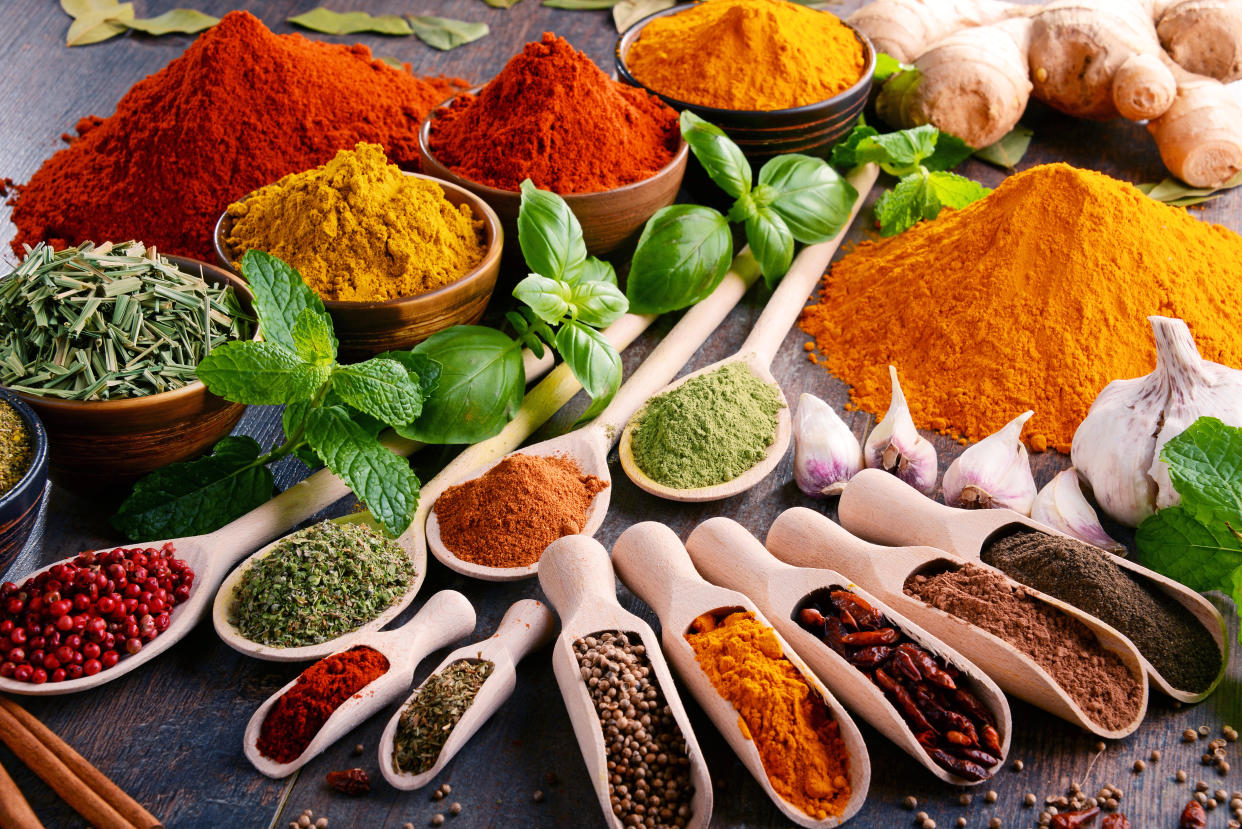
[1031,468,1128,555]
[793,392,865,497]
[942,410,1038,514]
[863,365,938,495]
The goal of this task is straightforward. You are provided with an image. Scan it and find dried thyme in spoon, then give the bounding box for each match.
[0,241,252,400]
[393,659,495,774]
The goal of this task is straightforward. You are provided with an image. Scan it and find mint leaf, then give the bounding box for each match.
[923,133,975,172]
[873,52,909,83]
[875,171,989,236]
[556,320,622,424]
[926,170,991,208]
[240,250,331,353]
[291,307,336,366]
[331,358,423,427]
[680,110,752,199]
[568,279,628,328]
[830,124,879,169]
[855,124,939,174]
[376,351,442,400]
[111,436,273,540]
[513,274,571,323]
[1160,416,1242,521]
[518,180,587,283]
[1230,565,1242,644]
[196,341,331,404]
[305,406,419,537]
[1137,505,1242,592]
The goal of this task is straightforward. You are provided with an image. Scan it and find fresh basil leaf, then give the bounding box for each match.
[408,16,488,50]
[569,280,629,328]
[873,52,910,84]
[555,321,622,423]
[613,0,674,31]
[305,406,419,537]
[287,7,413,35]
[926,170,991,209]
[974,125,1033,170]
[111,435,273,540]
[290,307,337,366]
[830,124,879,169]
[401,326,524,443]
[518,180,588,283]
[376,351,442,400]
[513,274,572,324]
[122,9,219,34]
[746,208,795,287]
[1137,505,1242,592]
[240,250,332,354]
[680,111,752,199]
[66,2,133,45]
[727,190,760,224]
[1161,416,1242,522]
[331,358,423,427]
[758,154,858,243]
[855,123,939,175]
[573,256,617,286]
[923,132,975,172]
[196,341,331,404]
[626,205,732,314]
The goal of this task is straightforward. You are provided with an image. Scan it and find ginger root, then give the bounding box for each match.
[1148,67,1242,186]
[846,0,1018,62]
[1156,0,1242,82]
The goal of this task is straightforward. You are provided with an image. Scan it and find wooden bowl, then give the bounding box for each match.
[0,390,48,574]
[418,101,689,259]
[4,256,254,496]
[615,7,875,166]
[215,173,502,362]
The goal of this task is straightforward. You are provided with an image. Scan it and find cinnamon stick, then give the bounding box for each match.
[0,701,138,829]
[0,757,42,829]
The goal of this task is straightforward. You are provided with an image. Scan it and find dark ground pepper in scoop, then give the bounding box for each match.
[981,529,1220,694]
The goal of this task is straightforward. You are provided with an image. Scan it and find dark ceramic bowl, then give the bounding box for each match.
[615,6,875,166]
[0,390,49,573]
[5,256,253,496]
[215,172,503,362]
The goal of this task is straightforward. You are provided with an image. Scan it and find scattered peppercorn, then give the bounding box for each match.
[1150,750,1161,761]
[955,819,966,829]
[1025,794,1037,807]
[985,791,998,804]
[905,797,918,810]
[1095,741,1107,752]
[532,790,545,803]
[430,815,444,827]
[1201,726,1212,737]
[1133,760,1146,773]
[959,793,971,806]
[352,744,364,756]
[1186,730,1200,743]
[1178,771,1189,782]
[1012,760,1025,772]
[988,819,1001,829]
[449,803,461,816]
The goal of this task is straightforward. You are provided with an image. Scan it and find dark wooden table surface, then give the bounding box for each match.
[2,1,1239,827]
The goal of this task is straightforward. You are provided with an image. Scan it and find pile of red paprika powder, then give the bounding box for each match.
[257,645,390,764]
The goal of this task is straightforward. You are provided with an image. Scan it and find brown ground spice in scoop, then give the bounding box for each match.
[905,563,1143,732]
[434,453,608,568]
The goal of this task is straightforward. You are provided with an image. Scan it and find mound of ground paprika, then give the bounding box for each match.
[10,12,464,262]
[427,33,680,194]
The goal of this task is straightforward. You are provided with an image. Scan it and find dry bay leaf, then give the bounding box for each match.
[974,124,1033,170]
[542,0,618,8]
[66,2,133,45]
[287,7,413,35]
[612,0,674,31]
[407,16,488,50]
[123,9,219,35]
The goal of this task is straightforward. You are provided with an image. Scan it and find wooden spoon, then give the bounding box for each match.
[243,589,475,779]
[683,515,1010,786]
[837,468,1228,703]
[765,507,1149,739]
[617,163,880,503]
[212,312,656,660]
[378,598,555,790]
[537,534,714,829]
[612,522,870,827]
[427,250,766,581]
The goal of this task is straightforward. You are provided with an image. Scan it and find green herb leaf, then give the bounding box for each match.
[568,279,629,328]
[287,7,414,35]
[66,2,132,45]
[923,132,975,172]
[407,16,488,50]
[513,274,572,324]
[1160,416,1242,521]
[854,124,939,175]
[484,0,523,7]
[196,341,331,404]
[542,0,617,8]
[927,170,991,208]
[757,154,858,244]
[240,250,332,354]
[556,321,622,423]
[291,307,337,366]
[331,358,423,427]
[61,0,121,17]
[974,125,1033,170]
[830,124,880,169]
[111,436,273,540]
[400,326,524,443]
[121,9,219,34]
[626,205,733,314]
[613,0,674,31]
[1231,565,1242,645]
[875,170,990,236]
[573,256,618,286]
[680,111,752,199]
[376,55,406,69]
[1138,171,1242,207]
[518,180,588,283]
[746,208,795,287]
[305,406,419,537]
[1137,505,1242,592]
[377,351,442,400]
[873,52,910,84]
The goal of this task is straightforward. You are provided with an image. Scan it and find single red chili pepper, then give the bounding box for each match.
[830,590,882,628]
[892,648,922,682]
[1101,814,1131,829]
[820,614,849,657]
[981,724,1002,756]
[847,646,893,668]
[945,730,972,746]
[953,687,995,726]
[840,628,898,646]
[1180,800,1207,829]
[1050,807,1099,829]
[897,643,957,689]
[326,767,371,796]
[798,607,826,627]
[929,748,987,782]
[875,668,934,733]
[947,745,1001,768]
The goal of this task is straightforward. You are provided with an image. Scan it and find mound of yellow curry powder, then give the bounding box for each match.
[225,142,485,302]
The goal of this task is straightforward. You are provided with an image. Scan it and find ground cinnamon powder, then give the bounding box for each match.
[905,563,1143,732]
[434,453,608,568]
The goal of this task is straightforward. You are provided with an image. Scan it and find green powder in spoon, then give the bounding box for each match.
[630,362,785,489]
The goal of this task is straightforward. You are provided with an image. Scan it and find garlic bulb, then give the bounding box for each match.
[1072,316,1242,526]
[942,410,1037,514]
[864,365,938,495]
[1031,468,1127,554]
[794,392,864,497]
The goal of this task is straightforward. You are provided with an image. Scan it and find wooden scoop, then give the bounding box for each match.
[537,534,714,829]
[837,468,1228,703]
[618,164,880,503]
[243,589,475,779]
[378,598,555,790]
[427,250,765,581]
[765,507,1149,739]
[612,522,870,827]
[683,516,1010,786]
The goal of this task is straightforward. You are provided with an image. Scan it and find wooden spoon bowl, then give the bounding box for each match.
[684,516,1011,786]
[837,468,1228,703]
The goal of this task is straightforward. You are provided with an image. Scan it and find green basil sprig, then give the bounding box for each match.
[112,250,436,542]
[404,181,628,442]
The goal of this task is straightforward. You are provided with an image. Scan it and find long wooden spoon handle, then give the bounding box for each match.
[684,516,787,595]
[537,535,621,628]
[611,522,707,623]
[767,506,933,588]
[740,163,880,366]
[491,599,556,664]
[400,591,477,668]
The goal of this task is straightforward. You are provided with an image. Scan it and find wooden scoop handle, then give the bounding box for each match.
[839,468,1021,557]
[491,599,556,665]
[767,506,937,589]
[398,590,477,671]
[684,517,790,595]
[612,522,707,622]
[538,535,622,627]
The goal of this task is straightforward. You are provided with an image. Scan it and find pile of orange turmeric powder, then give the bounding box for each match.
[800,163,1242,452]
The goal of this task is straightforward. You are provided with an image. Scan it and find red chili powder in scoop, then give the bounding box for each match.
[11,11,465,262]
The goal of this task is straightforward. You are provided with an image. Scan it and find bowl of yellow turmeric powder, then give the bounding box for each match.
[616,0,875,165]
[216,143,503,362]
